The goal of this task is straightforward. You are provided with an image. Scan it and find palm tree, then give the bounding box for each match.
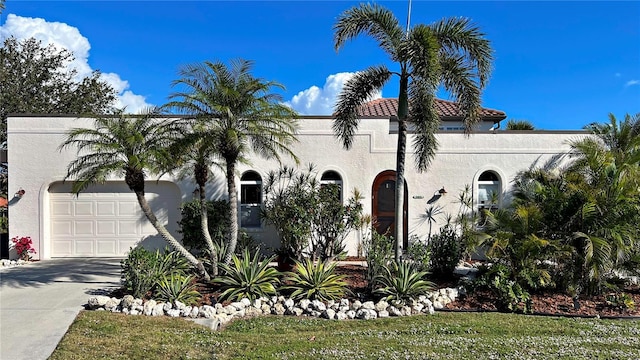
[506,119,535,130]
[333,3,493,261]
[164,123,223,276]
[59,108,210,280]
[165,59,299,264]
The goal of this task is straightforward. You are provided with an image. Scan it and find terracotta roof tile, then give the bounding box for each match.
[357,98,506,119]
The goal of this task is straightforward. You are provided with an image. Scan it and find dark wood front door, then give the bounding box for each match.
[372,170,408,249]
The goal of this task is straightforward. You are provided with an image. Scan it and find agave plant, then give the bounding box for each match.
[283,259,348,301]
[154,273,201,305]
[373,261,435,304]
[216,249,280,301]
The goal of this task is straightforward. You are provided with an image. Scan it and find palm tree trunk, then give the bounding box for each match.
[199,182,218,277]
[223,160,239,264]
[194,162,218,276]
[134,191,210,281]
[394,74,409,263]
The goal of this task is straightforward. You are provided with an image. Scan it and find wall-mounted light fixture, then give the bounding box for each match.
[437,187,447,196]
[192,188,200,199]
[14,189,25,198]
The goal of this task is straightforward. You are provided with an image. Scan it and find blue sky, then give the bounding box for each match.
[1,1,639,130]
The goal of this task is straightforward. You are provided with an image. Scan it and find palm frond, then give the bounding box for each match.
[333,65,392,149]
[333,3,404,60]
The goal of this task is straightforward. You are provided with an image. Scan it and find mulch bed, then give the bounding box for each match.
[122,262,640,318]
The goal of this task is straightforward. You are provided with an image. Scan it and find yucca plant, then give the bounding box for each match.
[373,261,435,304]
[154,273,201,305]
[283,259,348,301]
[216,249,280,301]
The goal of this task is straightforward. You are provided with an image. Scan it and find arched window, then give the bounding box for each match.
[240,171,262,228]
[477,171,501,211]
[320,170,343,201]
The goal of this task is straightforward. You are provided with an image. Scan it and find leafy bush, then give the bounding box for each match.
[429,224,463,279]
[470,263,532,313]
[154,274,200,305]
[605,292,635,311]
[283,259,347,301]
[216,249,280,301]
[262,165,363,261]
[121,247,159,298]
[363,230,394,292]
[262,166,316,259]
[177,199,230,252]
[121,247,195,299]
[373,261,435,304]
[406,235,430,273]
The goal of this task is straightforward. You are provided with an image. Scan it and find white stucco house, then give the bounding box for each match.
[6,98,585,259]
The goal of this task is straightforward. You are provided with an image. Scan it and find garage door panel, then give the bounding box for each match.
[97,202,116,216]
[118,220,138,235]
[118,202,138,216]
[51,221,72,236]
[97,221,117,235]
[51,202,73,216]
[97,240,117,255]
[74,240,95,255]
[74,220,94,235]
[74,202,94,216]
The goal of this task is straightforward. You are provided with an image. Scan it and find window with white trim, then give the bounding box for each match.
[477,171,501,211]
[320,170,343,201]
[240,171,262,228]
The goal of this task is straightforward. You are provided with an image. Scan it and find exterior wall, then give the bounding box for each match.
[7,115,585,259]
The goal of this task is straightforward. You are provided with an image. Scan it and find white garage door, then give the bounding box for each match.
[49,181,180,257]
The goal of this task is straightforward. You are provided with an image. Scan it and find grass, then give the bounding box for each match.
[51,311,640,360]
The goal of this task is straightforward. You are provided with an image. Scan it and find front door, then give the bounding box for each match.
[372,170,408,249]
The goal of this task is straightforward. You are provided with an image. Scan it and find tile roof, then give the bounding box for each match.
[357,98,506,120]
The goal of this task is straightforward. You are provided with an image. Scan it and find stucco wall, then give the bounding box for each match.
[7,115,585,259]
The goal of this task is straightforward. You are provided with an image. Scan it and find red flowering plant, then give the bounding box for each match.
[11,236,36,261]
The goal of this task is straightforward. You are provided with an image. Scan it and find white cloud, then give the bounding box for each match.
[0,14,151,112]
[286,72,382,115]
[625,80,639,87]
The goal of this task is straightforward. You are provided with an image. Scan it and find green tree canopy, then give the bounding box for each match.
[0,37,117,143]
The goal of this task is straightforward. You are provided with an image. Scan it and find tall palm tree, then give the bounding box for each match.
[333,3,493,261]
[165,59,299,264]
[164,123,223,276]
[59,108,210,280]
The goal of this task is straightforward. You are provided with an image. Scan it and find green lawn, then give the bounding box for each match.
[51,311,640,360]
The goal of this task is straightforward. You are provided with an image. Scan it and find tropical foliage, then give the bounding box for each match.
[481,113,640,295]
[283,259,348,301]
[333,3,493,260]
[216,249,280,301]
[60,108,210,279]
[165,59,299,265]
[506,119,535,130]
[261,164,363,260]
[155,273,201,305]
[373,261,435,304]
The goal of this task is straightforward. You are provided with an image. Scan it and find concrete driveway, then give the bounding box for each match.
[0,258,122,360]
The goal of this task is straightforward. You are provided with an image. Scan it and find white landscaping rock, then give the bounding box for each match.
[375,300,389,312]
[322,309,336,319]
[87,295,111,310]
[143,300,157,316]
[152,303,165,316]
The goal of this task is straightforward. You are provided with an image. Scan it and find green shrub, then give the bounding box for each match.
[177,199,230,252]
[373,261,435,304]
[429,224,463,279]
[216,249,280,301]
[605,292,635,311]
[364,230,394,292]
[283,259,347,301]
[121,247,159,298]
[470,263,532,313]
[406,235,430,273]
[121,247,195,299]
[154,274,201,305]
